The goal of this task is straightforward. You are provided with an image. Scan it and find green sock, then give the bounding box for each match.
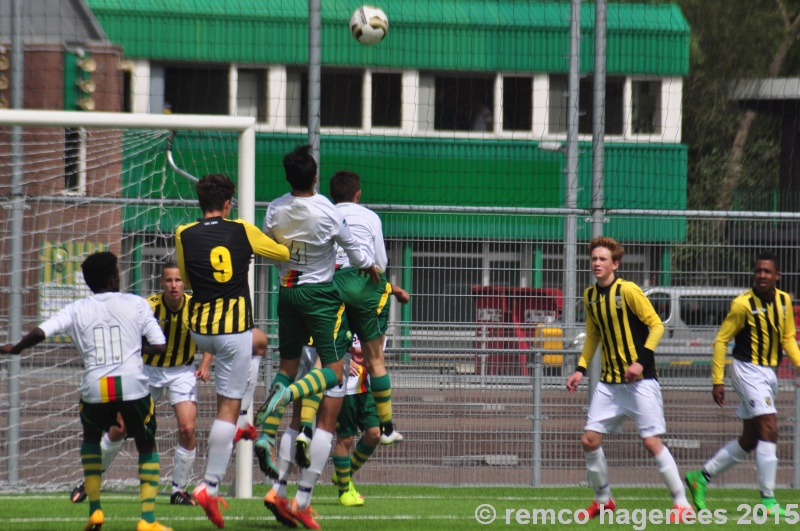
[370,374,393,425]
[288,367,338,400]
[332,455,351,495]
[138,452,160,523]
[81,442,102,514]
[351,439,377,475]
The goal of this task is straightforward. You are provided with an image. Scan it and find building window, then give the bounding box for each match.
[122,70,132,113]
[164,66,228,115]
[286,68,304,127]
[429,75,494,131]
[548,75,624,135]
[503,76,532,131]
[371,72,401,128]
[632,80,661,134]
[64,128,85,194]
[237,68,267,122]
[286,68,363,128]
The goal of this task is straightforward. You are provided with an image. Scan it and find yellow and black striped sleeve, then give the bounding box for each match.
[622,283,664,352]
[780,294,800,368]
[577,290,602,372]
[175,222,195,291]
[240,220,290,262]
[620,282,664,371]
[712,298,746,385]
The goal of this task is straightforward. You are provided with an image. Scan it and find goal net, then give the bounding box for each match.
[0,111,259,492]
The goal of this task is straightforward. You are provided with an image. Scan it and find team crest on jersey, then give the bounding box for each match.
[615,296,623,309]
[751,308,767,316]
[765,397,773,407]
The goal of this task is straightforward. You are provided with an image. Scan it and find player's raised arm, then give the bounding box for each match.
[242,220,290,262]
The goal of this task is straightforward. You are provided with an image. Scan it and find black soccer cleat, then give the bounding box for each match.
[70,481,87,503]
[170,489,197,506]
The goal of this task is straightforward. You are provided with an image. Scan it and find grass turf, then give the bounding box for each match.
[0,484,798,530]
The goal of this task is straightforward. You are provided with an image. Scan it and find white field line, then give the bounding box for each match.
[0,493,763,503]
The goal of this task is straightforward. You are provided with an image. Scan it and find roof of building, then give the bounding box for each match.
[85,0,689,75]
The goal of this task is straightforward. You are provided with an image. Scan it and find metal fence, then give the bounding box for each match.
[4,208,799,491]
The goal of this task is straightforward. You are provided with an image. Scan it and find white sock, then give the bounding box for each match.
[655,446,689,506]
[755,441,778,498]
[242,356,262,414]
[272,427,299,497]
[203,419,236,496]
[295,429,333,508]
[236,357,262,430]
[704,439,747,478]
[585,447,612,503]
[100,433,124,473]
[172,445,196,492]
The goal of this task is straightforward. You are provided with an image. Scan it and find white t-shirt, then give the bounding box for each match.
[334,202,388,272]
[264,192,372,286]
[39,292,166,404]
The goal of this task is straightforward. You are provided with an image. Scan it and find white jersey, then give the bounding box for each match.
[39,292,166,404]
[264,192,372,286]
[334,202,388,272]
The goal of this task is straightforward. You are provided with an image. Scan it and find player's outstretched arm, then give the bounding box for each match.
[2,327,46,355]
[391,284,410,304]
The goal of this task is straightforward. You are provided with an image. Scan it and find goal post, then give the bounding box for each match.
[0,110,257,497]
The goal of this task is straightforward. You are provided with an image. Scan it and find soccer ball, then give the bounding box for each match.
[349,5,389,46]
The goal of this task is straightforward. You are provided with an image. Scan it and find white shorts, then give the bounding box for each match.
[584,379,667,439]
[297,345,348,399]
[143,364,197,406]
[731,359,778,419]
[191,330,252,400]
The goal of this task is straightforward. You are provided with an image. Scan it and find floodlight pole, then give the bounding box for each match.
[587,0,607,401]
[564,0,580,342]
[309,0,321,191]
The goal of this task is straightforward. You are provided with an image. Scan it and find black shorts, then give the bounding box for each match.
[80,394,157,443]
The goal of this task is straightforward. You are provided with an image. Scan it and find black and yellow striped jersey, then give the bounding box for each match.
[176,216,289,335]
[578,277,665,384]
[145,292,197,367]
[712,288,800,385]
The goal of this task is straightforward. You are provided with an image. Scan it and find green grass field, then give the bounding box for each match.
[0,485,798,530]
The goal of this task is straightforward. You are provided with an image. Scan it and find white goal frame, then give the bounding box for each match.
[0,110,258,498]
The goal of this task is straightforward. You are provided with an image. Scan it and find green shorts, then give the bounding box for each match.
[336,392,379,438]
[80,394,157,443]
[333,268,392,342]
[278,282,347,366]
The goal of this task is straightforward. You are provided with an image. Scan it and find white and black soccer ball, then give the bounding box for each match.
[349,5,389,46]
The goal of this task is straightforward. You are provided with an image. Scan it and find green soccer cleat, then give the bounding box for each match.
[254,433,279,480]
[263,383,293,420]
[685,470,708,511]
[338,487,364,507]
[348,481,364,501]
[758,498,786,517]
